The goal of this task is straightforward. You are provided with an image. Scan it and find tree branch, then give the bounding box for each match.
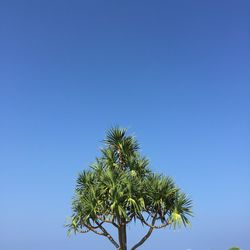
[139,214,170,229]
[131,216,157,250]
[97,215,119,228]
[88,220,104,229]
[125,213,134,224]
[96,221,120,249]
[84,223,105,235]
[83,222,119,249]
[78,228,90,233]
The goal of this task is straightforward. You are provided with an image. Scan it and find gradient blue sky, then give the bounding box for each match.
[0,1,249,250]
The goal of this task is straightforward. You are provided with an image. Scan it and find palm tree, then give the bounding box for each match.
[66,127,193,250]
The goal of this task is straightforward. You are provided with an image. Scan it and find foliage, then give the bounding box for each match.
[66,127,193,250]
[229,247,240,250]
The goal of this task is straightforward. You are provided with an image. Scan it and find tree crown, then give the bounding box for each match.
[67,127,193,249]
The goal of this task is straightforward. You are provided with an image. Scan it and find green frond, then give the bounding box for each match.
[104,126,127,147]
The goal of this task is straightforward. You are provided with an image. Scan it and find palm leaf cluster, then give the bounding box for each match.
[67,127,192,249]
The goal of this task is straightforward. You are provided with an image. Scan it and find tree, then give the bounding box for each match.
[66,127,193,250]
[229,247,240,250]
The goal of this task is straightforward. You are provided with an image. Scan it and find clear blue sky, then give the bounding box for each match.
[0,0,249,249]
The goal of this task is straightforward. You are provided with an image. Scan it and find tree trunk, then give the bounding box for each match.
[118,220,127,250]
